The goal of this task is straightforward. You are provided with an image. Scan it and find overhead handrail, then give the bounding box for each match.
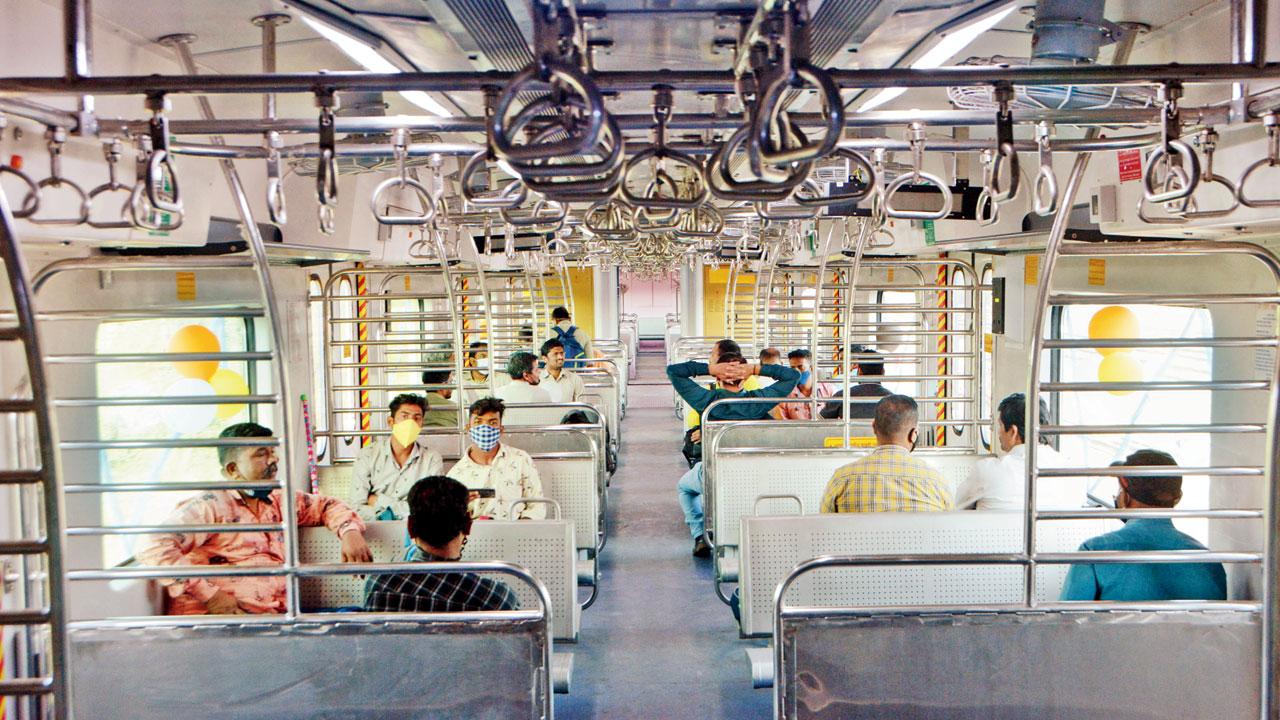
[87,138,133,229]
[1032,121,1058,217]
[370,128,437,226]
[1182,127,1239,219]
[884,122,953,220]
[1237,112,1280,208]
[621,86,707,209]
[315,93,339,234]
[1142,83,1200,204]
[461,88,528,210]
[143,94,182,215]
[27,127,89,226]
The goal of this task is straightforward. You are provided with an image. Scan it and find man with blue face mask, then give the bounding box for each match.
[136,422,372,615]
[446,397,546,520]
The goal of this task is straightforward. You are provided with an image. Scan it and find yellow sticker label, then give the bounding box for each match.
[824,436,877,448]
[176,272,196,301]
[1088,258,1106,286]
[983,333,994,353]
[887,268,895,282]
[1024,255,1041,286]
[404,275,412,291]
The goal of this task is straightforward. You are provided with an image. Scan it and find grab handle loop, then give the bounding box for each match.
[28,127,90,226]
[1142,83,1200,204]
[986,84,1019,203]
[752,63,843,166]
[87,139,135,229]
[793,149,876,207]
[675,204,724,239]
[316,93,339,234]
[263,131,287,225]
[0,159,41,220]
[1237,113,1280,208]
[1182,128,1239,219]
[370,128,436,226]
[143,95,182,215]
[883,123,953,220]
[1032,122,1058,217]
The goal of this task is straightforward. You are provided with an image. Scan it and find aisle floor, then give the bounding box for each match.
[557,350,771,719]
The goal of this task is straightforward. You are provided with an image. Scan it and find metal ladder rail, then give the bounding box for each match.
[0,171,70,719]
[1026,238,1280,718]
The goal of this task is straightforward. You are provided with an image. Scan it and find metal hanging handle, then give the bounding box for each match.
[883,123,953,220]
[87,138,135,229]
[316,94,339,235]
[264,131,287,225]
[461,151,528,209]
[620,87,707,209]
[674,204,724,239]
[584,198,638,240]
[0,162,41,220]
[986,85,1020,203]
[793,148,877,207]
[500,195,566,230]
[1033,122,1059,217]
[975,149,999,227]
[370,128,437,226]
[754,180,822,220]
[28,127,90,226]
[1136,164,1195,225]
[1237,113,1280,209]
[1182,127,1239,220]
[491,61,606,163]
[143,96,183,214]
[753,63,843,166]
[1142,84,1200,204]
[708,123,812,201]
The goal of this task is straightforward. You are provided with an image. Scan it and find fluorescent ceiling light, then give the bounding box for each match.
[301,16,451,117]
[859,2,1018,112]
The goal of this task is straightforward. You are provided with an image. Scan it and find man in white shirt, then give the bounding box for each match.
[955,392,1087,510]
[538,338,585,403]
[494,351,552,405]
[349,393,445,520]
[447,397,546,520]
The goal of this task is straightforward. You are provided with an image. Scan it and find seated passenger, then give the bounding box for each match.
[350,393,445,520]
[461,341,491,406]
[756,347,781,387]
[447,397,546,520]
[1061,449,1227,602]
[772,348,833,420]
[820,346,892,420]
[820,395,953,513]
[420,369,461,428]
[683,338,765,433]
[494,351,552,405]
[137,422,371,615]
[539,338,585,402]
[363,475,518,613]
[954,392,1084,510]
[668,349,800,557]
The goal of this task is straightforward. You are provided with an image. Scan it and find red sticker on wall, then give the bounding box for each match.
[1117,149,1142,182]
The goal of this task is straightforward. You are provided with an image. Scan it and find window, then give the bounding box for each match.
[96,318,250,566]
[1053,304,1213,540]
[873,289,921,397]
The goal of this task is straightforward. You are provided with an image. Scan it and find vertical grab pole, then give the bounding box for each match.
[842,224,871,447]
[1024,152,1091,607]
[0,177,71,718]
[161,36,299,618]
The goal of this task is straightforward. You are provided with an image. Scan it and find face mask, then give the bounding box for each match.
[798,370,812,387]
[391,419,421,448]
[245,488,275,500]
[470,424,501,451]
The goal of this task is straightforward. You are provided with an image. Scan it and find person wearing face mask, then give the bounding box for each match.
[364,476,518,613]
[1061,449,1226,602]
[820,395,952,513]
[349,394,445,521]
[771,349,834,420]
[460,341,491,406]
[494,351,553,405]
[446,397,546,520]
[136,422,372,615]
[954,392,1081,510]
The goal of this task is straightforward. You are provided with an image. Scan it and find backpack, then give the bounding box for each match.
[553,324,586,359]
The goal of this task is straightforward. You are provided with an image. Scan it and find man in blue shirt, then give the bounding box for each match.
[667,350,800,557]
[1061,449,1227,602]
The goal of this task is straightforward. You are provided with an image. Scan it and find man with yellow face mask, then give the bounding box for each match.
[349,393,444,521]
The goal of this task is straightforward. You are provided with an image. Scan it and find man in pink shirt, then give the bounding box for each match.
[137,422,372,615]
[772,349,833,420]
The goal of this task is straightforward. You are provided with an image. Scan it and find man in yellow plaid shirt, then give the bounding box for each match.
[821,394,953,513]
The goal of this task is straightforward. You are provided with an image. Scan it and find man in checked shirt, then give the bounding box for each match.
[820,395,953,513]
[364,476,518,613]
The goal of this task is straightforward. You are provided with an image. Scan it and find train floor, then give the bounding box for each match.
[557,346,772,719]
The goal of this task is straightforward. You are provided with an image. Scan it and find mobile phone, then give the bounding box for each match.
[470,487,496,499]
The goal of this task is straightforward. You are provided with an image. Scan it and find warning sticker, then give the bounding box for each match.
[1117,149,1142,183]
[175,271,196,301]
[1088,258,1106,286]
[1024,255,1041,286]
